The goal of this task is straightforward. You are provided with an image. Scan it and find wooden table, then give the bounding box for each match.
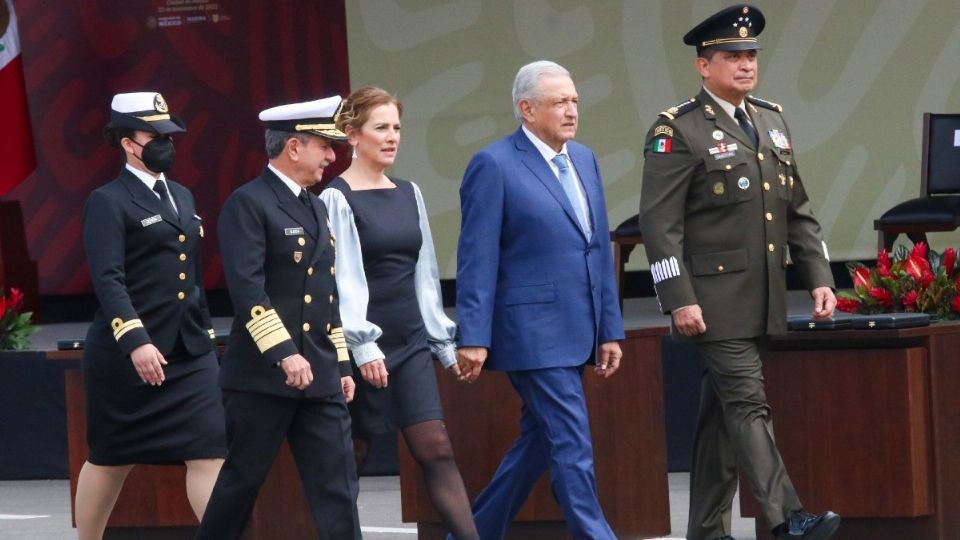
[398,325,672,540]
[47,350,315,539]
[738,321,960,540]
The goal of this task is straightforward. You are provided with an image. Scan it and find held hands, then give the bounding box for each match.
[341,376,356,402]
[456,346,488,383]
[595,341,622,378]
[811,286,837,320]
[280,354,314,390]
[130,343,167,386]
[673,304,707,336]
[359,359,389,388]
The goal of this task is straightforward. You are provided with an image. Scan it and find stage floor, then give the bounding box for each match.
[0,473,756,540]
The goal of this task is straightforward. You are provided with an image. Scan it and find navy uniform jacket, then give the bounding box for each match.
[217,167,350,399]
[83,168,215,356]
[639,89,834,341]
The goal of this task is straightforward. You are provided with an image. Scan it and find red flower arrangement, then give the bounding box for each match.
[0,287,38,350]
[837,243,960,320]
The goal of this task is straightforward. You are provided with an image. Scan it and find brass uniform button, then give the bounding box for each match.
[307,267,314,275]
[330,266,336,275]
[330,239,335,247]
[304,294,312,304]
[789,177,795,188]
[179,253,187,261]
[724,164,732,171]
[179,272,186,280]
[786,160,792,166]
[178,234,186,243]
[298,237,306,246]
[717,265,724,272]
[765,212,773,221]
[302,323,311,332]
[768,243,776,252]
[763,182,771,191]
[326,323,331,332]
[177,291,185,300]
[758,153,765,161]
[329,294,334,304]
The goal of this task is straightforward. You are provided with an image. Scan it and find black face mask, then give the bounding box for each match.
[130,136,176,173]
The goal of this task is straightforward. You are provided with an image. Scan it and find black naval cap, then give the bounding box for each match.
[684,4,765,53]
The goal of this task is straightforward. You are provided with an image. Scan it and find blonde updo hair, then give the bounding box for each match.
[336,86,403,133]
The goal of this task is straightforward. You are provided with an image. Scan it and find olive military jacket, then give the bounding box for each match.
[639,88,834,341]
[217,168,351,399]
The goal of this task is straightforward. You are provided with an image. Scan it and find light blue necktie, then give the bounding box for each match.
[552,154,590,236]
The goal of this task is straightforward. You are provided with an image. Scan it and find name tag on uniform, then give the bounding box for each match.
[141,215,162,227]
[285,227,304,236]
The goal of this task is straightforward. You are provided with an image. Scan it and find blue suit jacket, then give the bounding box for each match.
[456,128,625,371]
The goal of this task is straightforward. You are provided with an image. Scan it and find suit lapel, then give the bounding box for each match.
[263,168,319,240]
[567,147,596,237]
[513,130,587,239]
[167,182,194,229]
[121,170,184,231]
[747,102,775,154]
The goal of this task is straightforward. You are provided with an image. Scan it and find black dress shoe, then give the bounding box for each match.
[710,536,736,540]
[776,510,841,540]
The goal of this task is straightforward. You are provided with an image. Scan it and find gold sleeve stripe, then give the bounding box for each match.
[111,318,144,341]
[245,306,292,354]
[330,327,349,362]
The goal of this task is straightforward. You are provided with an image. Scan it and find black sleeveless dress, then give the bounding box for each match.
[325,177,443,437]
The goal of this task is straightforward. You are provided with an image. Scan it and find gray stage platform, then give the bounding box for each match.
[0,474,756,540]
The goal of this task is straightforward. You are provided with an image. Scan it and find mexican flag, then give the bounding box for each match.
[0,0,35,196]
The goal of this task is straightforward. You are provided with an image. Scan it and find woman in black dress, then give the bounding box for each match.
[76,92,226,539]
[320,86,478,539]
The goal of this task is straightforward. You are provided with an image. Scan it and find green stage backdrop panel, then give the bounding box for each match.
[346,0,960,278]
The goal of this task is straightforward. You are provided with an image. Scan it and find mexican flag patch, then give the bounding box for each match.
[652,136,672,154]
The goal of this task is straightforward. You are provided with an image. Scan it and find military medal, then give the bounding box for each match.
[738,177,750,190]
[713,182,725,195]
[768,129,791,150]
[293,251,303,263]
[708,142,738,160]
[712,130,724,140]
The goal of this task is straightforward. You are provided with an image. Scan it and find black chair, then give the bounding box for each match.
[609,214,642,305]
[874,113,960,250]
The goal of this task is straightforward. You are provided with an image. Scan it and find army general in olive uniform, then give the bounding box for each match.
[639,6,840,540]
[196,96,360,540]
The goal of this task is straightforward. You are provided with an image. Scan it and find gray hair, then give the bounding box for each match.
[264,129,311,159]
[512,60,571,122]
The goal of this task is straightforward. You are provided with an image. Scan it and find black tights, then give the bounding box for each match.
[354,420,478,540]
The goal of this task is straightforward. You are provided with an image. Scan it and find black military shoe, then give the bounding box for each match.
[776,510,841,540]
[710,536,736,540]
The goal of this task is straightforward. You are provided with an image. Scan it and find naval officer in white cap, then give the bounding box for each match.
[78,91,226,540]
[196,95,361,539]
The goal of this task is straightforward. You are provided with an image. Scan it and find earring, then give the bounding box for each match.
[351,145,358,159]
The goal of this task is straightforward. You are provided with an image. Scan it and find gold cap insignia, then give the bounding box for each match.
[739,26,749,38]
[154,93,169,113]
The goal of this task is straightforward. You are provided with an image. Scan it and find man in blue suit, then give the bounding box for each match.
[455,60,625,540]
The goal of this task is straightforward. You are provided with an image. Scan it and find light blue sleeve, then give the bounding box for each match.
[411,183,458,368]
[319,188,384,366]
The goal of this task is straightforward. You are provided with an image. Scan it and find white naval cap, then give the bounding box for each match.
[258,95,346,140]
[108,92,185,134]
